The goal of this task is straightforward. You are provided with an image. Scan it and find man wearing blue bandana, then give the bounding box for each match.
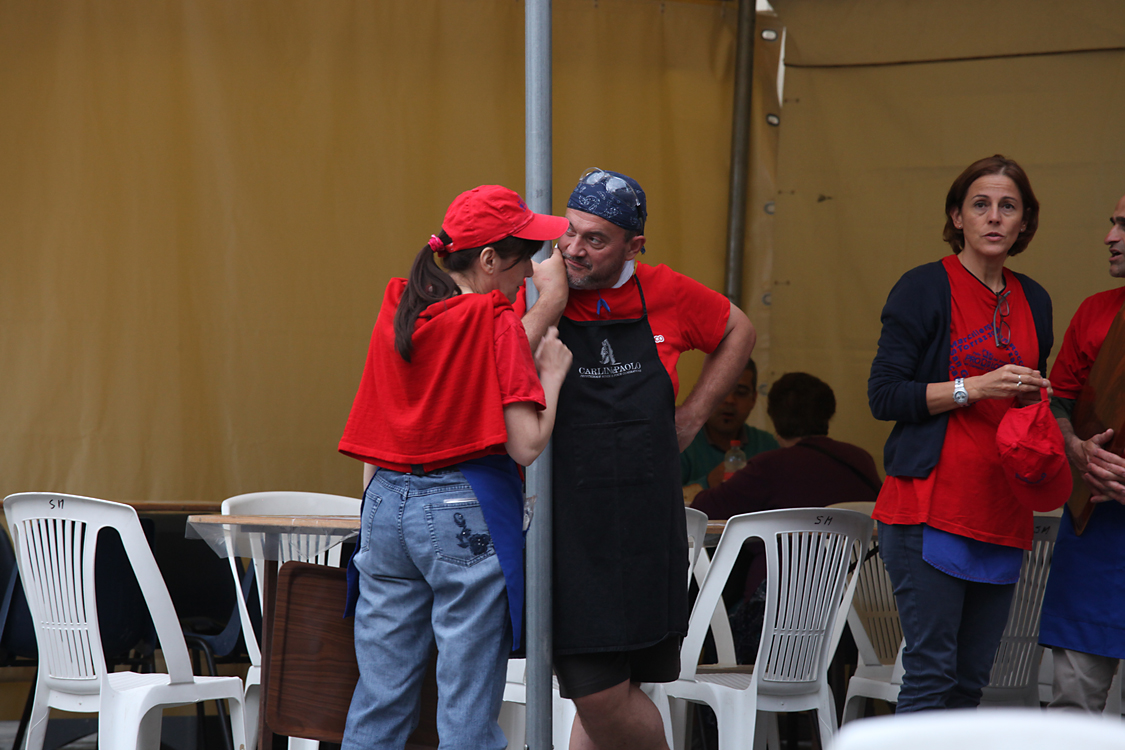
[519,169,756,749]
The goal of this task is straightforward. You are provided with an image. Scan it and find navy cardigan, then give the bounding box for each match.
[868,260,1053,478]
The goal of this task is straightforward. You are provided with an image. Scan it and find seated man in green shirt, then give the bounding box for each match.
[681,358,778,489]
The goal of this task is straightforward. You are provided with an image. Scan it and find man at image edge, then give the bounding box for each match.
[1039,194,1125,712]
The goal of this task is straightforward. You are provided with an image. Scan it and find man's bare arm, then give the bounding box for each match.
[674,302,756,452]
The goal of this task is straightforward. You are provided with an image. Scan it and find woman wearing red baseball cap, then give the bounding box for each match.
[338,185,571,749]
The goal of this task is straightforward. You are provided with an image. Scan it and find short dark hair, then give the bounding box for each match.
[942,154,1039,257]
[766,372,835,439]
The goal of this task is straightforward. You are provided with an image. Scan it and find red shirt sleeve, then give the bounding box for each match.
[494,308,546,409]
[643,265,730,395]
[669,267,731,355]
[1049,288,1125,400]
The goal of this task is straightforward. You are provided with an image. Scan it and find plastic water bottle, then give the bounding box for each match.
[722,440,747,481]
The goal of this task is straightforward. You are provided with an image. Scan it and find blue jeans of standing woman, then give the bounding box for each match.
[878,522,1016,711]
[342,467,511,750]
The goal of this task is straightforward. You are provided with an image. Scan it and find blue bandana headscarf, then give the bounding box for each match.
[566,169,647,233]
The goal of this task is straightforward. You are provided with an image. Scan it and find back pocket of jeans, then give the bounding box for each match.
[424,499,494,566]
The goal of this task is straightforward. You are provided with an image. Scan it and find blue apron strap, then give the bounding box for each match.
[344,458,525,650]
[460,455,526,650]
[343,470,378,618]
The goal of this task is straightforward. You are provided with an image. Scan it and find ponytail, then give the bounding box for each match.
[392,232,541,361]
[393,231,459,361]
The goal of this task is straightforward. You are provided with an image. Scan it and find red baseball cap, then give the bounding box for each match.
[442,185,569,253]
[995,391,1072,512]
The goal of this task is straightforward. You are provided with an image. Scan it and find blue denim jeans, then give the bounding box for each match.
[878,522,1016,711]
[341,467,511,750]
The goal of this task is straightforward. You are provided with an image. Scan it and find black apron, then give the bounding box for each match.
[552,275,688,654]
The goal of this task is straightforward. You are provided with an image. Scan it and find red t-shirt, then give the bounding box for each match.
[339,280,545,472]
[874,255,1039,548]
[517,263,730,396]
[1049,286,1125,399]
[494,308,547,408]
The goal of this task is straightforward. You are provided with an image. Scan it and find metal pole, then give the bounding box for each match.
[724,0,756,305]
[525,0,553,747]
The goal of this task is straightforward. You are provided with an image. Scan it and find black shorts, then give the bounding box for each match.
[554,635,682,700]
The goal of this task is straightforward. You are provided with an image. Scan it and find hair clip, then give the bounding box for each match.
[428,234,449,258]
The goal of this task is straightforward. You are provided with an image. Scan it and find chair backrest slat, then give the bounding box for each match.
[762,528,858,684]
[985,515,1060,692]
[14,514,100,683]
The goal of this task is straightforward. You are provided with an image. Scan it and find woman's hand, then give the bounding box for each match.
[968,364,1049,405]
[534,326,572,387]
[1016,378,1052,406]
[926,364,1049,414]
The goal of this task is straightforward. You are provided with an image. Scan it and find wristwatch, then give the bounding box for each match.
[953,377,969,406]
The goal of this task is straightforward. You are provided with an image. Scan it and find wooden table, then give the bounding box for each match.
[187,514,360,750]
[187,514,360,562]
[127,501,221,514]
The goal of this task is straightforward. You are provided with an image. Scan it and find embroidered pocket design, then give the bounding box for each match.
[453,512,492,556]
[425,499,494,565]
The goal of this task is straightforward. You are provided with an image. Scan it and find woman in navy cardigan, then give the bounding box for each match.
[868,155,1053,711]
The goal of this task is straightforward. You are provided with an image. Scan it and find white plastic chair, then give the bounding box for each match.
[663,508,736,750]
[842,515,1060,719]
[659,507,873,750]
[685,507,708,574]
[685,509,737,667]
[3,492,248,750]
[222,491,361,750]
[839,557,904,722]
[839,504,904,724]
[653,507,714,749]
[827,707,1125,750]
[980,515,1059,706]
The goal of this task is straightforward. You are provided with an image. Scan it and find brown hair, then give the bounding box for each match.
[942,154,1039,257]
[392,233,540,361]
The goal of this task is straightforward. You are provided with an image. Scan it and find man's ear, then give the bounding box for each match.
[624,234,645,261]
